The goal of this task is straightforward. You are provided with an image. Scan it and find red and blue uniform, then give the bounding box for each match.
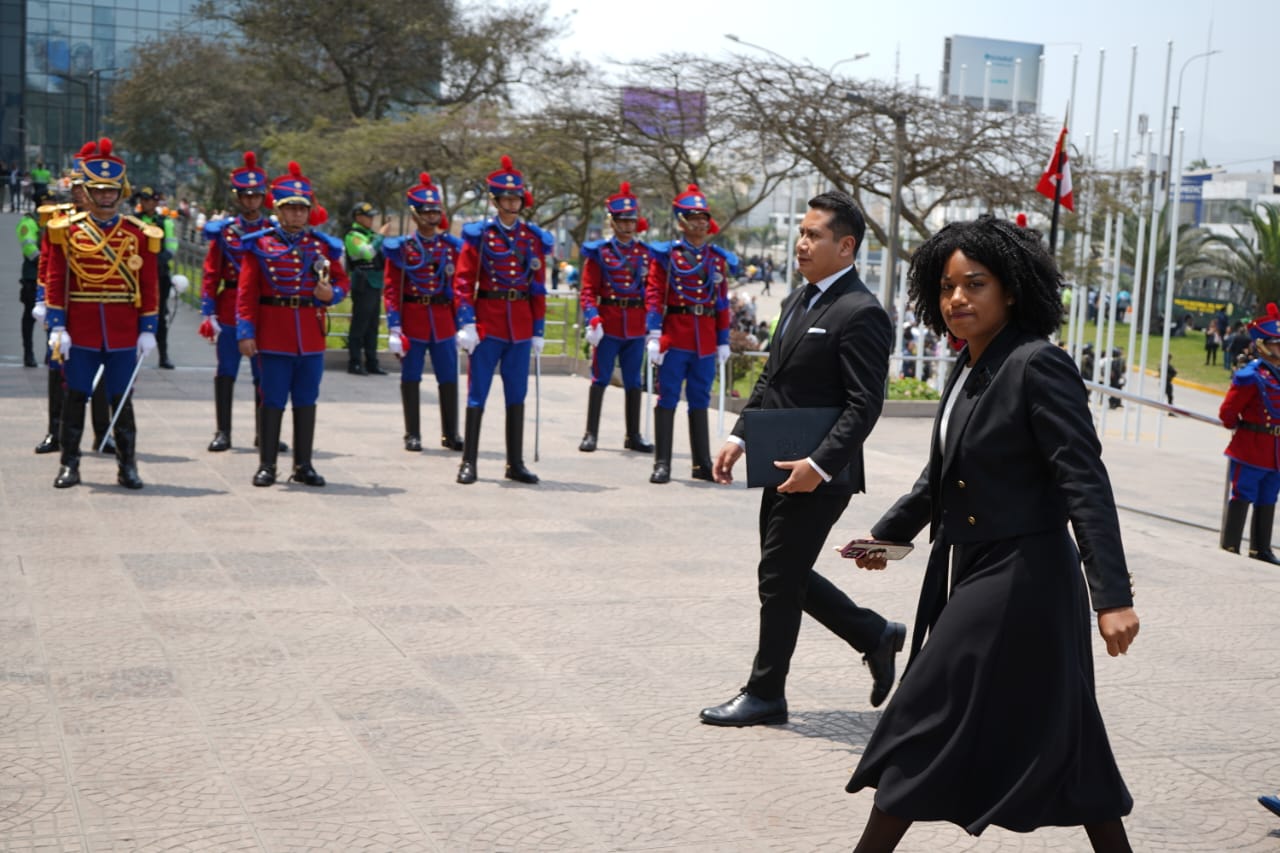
[1221,358,1280,503]
[385,230,461,383]
[203,213,267,378]
[582,235,651,390]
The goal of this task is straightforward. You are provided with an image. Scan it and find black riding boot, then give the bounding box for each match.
[208,376,234,451]
[35,368,63,454]
[401,382,422,451]
[579,384,605,452]
[438,384,464,451]
[253,387,289,452]
[54,389,87,488]
[1221,498,1250,554]
[289,405,325,486]
[623,387,653,452]
[91,384,115,455]
[1249,504,1280,564]
[504,404,539,484]
[650,406,675,484]
[457,407,483,484]
[112,395,144,489]
[688,408,714,481]
[253,406,284,486]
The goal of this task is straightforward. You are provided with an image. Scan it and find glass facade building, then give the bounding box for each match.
[1,0,217,173]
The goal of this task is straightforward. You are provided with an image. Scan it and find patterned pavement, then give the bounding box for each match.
[2,210,1279,851]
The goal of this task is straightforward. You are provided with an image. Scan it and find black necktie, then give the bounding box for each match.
[780,283,820,351]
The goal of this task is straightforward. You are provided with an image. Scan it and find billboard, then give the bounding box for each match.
[621,87,707,139]
[941,35,1042,113]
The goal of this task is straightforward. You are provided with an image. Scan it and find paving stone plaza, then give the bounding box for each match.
[2,210,1279,851]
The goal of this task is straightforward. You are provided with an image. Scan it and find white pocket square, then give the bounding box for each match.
[805,327,827,335]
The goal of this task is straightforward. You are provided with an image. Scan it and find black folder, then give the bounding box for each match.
[742,407,852,488]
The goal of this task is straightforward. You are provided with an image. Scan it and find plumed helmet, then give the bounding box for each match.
[487,155,533,208]
[672,183,710,218]
[1249,303,1280,342]
[269,161,314,208]
[605,181,640,219]
[230,151,267,193]
[81,137,127,190]
[406,172,444,211]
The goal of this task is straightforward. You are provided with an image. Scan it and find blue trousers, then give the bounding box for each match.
[215,326,261,382]
[64,347,135,396]
[401,338,458,385]
[656,348,714,410]
[1229,460,1280,505]
[258,353,324,409]
[466,337,531,408]
[591,335,644,389]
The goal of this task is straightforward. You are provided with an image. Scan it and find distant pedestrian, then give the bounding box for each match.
[1205,319,1221,365]
[1165,356,1177,408]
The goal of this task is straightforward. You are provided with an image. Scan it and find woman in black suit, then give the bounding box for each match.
[845,216,1140,852]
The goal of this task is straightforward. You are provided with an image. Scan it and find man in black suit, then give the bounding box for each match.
[702,190,904,727]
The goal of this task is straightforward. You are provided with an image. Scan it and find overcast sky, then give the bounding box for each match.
[541,0,1277,173]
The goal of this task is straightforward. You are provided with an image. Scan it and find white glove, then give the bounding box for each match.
[646,336,664,366]
[388,327,404,355]
[32,301,46,322]
[456,323,479,354]
[717,344,731,365]
[210,316,221,336]
[171,273,190,294]
[49,326,72,358]
[136,331,157,358]
[585,321,604,347]
[531,336,546,356]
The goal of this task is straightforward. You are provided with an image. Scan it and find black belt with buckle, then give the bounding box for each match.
[260,295,312,308]
[600,297,644,308]
[220,280,238,290]
[404,294,452,305]
[478,288,528,302]
[666,304,715,316]
[1238,421,1280,436]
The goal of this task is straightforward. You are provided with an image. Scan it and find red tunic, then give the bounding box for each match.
[1221,359,1280,470]
[43,213,160,350]
[580,237,651,339]
[201,216,264,325]
[453,219,550,342]
[383,231,461,343]
[644,239,732,358]
[236,227,349,355]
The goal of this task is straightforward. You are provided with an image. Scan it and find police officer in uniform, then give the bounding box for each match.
[644,184,738,484]
[453,155,554,485]
[17,195,41,366]
[383,172,464,452]
[134,186,178,368]
[199,151,284,453]
[344,201,387,375]
[577,182,654,454]
[1220,302,1280,563]
[236,161,349,487]
[43,137,161,489]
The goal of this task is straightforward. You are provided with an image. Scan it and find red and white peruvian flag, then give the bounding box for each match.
[1036,126,1074,212]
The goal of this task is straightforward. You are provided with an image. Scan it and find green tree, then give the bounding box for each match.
[1201,202,1280,307]
[1117,203,1212,323]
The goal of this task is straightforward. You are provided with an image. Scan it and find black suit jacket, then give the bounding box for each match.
[871,324,1133,611]
[732,267,892,495]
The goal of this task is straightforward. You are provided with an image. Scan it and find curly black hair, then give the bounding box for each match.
[906,214,1064,338]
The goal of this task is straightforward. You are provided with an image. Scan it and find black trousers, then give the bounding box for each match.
[348,277,382,366]
[155,274,173,353]
[20,278,36,358]
[746,486,888,700]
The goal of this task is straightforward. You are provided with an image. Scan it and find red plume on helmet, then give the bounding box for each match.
[244,151,256,169]
[98,137,113,156]
[308,205,328,227]
[637,217,649,233]
[708,218,720,235]
[421,171,431,185]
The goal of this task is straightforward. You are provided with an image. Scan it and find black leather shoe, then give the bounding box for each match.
[159,358,175,369]
[699,692,788,727]
[117,464,144,490]
[691,464,714,482]
[35,433,60,454]
[96,434,116,455]
[1250,549,1280,565]
[289,465,326,487]
[650,463,671,484]
[864,621,906,708]
[367,363,388,375]
[579,432,597,452]
[208,431,231,452]
[504,463,539,484]
[624,434,654,453]
[457,461,477,484]
[252,466,277,487]
[441,435,464,451]
[404,434,423,452]
[23,354,38,367]
[347,363,368,376]
[1260,795,1280,819]
[54,464,81,489]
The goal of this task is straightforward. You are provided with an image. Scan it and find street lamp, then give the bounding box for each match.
[846,92,907,318]
[724,34,869,76]
[1164,50,1220,201]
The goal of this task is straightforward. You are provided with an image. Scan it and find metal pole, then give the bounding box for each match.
[1010,58,1021,113]
[1157,128,1186,448]
[1136,43,1174,439]
[1124,127,1151,441]
[886,112,905,324]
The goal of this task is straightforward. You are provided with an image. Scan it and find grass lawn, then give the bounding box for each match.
[1067,321,1233,394]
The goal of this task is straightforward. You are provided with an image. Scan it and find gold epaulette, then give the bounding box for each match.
[46,215,69,244]
[126,215,165,253]
[37,202,73,227]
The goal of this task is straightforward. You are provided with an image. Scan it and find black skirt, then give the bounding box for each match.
[846,530,1132,835]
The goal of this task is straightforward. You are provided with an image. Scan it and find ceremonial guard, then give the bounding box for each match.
[383,172,464,452]
[577,182,654,454]
[199,151,285,453]
[1220,302,1280,563]
[644,184,737,484]
[452,155,553,485]
[236,161,348,487]
[43,137,160,489]
[134,186,178,368]
[344,201,387,375]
